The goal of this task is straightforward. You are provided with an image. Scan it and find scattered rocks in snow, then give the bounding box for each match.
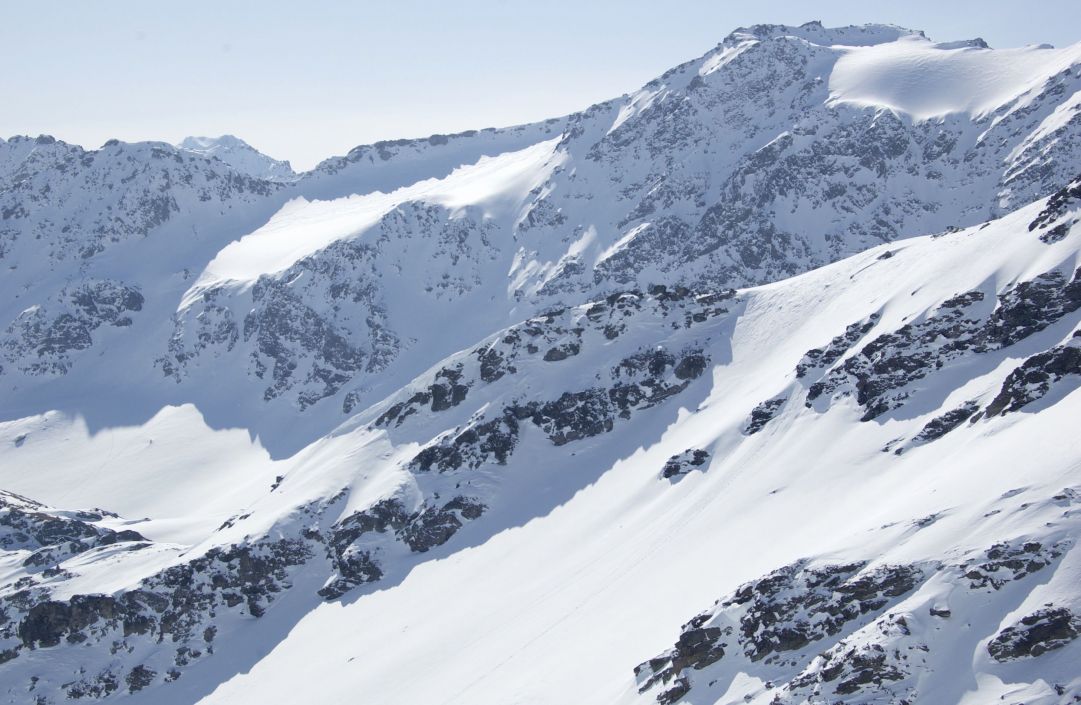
[0,490,146,568]
[2,523,313,695]
[661,449,710,479]
[796,314,880,379]
[408,348,709,472]
[803,267,1081,421]
[1028,175,1081,240]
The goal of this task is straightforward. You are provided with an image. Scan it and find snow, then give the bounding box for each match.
[177,135,297,182]
[0,405,282,544]
[830,35,1081,119]
[192,137,562,288]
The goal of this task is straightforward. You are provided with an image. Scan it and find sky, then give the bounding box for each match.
[2,0,1080,171]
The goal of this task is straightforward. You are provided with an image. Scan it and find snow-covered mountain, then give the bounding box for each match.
[1,21,1080,705]
[176,135,297,183]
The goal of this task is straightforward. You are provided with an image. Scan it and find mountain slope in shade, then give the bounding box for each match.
[177,135,297,182]
[0,21,1080,705]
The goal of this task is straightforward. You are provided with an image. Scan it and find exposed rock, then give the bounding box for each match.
[796,314,880,378]
[745,397,785,435]
[910,401,980,444]
[803,268,1081,421]
[319,495,487,599]
[2,281,144,376]
[661,449,711,480]
[988,607,1081,660]
[962,539,1063,590]
[985,340,1081,417]
[125,664,156,693]
[636,560,924,703]
[408,348,708,472]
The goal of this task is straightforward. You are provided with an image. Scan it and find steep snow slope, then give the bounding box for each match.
[1,175,1079,705]
[177,136,297,183]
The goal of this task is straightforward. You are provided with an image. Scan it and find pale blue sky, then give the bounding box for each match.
[3,0,1079,170]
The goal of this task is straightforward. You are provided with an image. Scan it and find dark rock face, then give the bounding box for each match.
[796,314,880,378]
[376,364,471,426]
[635,533,1075,705]
[794,636,909,698]
[730,562,922,662]
[1029,175,1081,239]
[377,287,730,437]
[0,137,278,264]
[2,532,313,696]
[987,607,1081,661]
[408,348,708,472]
[661,449,711,479]
[409,414,521,473]
[162,238,400,410]
[962,539,1063,590]
[319,495,486,599]
[317,498,409,598]
[125,664,156,693]
[910,401,981,444]
[799,267,1081,422]
[635,561,923,704]
[2,280,144,375]
[243,276,375,409]
[985,340,1081,417]
[745,397,785,435]
[634,615,727,701]
[543,342,580,362]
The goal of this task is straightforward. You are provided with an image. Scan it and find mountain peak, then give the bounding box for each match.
[724,21,926,48]
[177,134,297,182]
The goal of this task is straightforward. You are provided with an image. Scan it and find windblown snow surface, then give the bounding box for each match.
[1,21,1081,705]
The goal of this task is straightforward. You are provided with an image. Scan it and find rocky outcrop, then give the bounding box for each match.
[744,397,785,435]
[1028,175,1081,243]
[0,491,146,569]
[908,401,981,446]
[318,495,486,599]
[985,336,1081,417]
[801,267,1081,421]
[408,347,709,473]
[661,449,710,480]
[636,536,1072,705]
[635,561,924,704]
[961,539,1064,590]
[1,529,313,698]
[2,280,144,376]
[987,607,1081,661]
